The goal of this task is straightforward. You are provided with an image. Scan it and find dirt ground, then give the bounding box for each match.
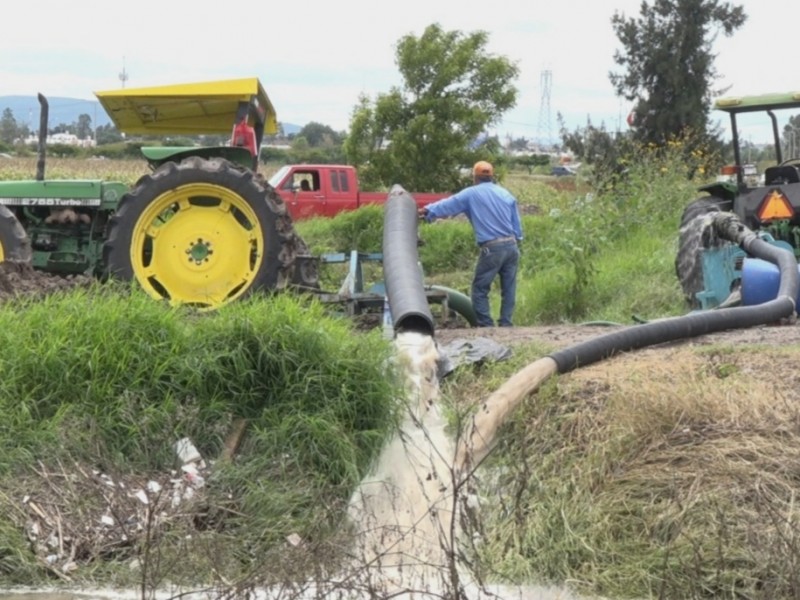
[0,261,93,300]
[433,318,800,359]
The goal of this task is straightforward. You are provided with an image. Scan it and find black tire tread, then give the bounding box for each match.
[0,205,32,263]
[674,196,729,308]
[103,157,317,305]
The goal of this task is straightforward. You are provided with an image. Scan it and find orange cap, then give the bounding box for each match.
[473,160,494,178]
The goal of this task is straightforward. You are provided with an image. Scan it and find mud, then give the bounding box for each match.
[0,262,93,302]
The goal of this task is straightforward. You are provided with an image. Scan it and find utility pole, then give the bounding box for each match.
[536,69,553,150]
[119,57,129,89]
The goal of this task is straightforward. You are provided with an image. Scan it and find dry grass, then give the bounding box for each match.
[473,343,800,599]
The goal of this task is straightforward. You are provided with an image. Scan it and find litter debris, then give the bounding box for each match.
[435,336,512,378]
[173,437,203,465]
[286,533,303,547]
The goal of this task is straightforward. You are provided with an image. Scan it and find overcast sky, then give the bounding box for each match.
[0,0,793,143]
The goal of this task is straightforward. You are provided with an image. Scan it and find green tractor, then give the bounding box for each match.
[0,77,318,309]
[676,92,800,311]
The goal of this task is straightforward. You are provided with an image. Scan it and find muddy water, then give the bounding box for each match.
[344,331,597,599]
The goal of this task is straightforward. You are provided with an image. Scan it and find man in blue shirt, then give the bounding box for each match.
[419,161,523,327]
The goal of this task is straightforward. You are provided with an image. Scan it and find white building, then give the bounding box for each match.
[23,132,96,147]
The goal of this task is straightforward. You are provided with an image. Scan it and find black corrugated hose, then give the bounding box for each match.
[549,214,799,374]
[382,185,435,338]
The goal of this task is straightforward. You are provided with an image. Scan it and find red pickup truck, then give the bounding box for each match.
[267,164,450,221]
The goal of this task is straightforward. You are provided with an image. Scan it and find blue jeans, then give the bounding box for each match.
[471,241,519,327]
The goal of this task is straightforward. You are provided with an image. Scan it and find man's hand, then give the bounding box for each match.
[418,207,430,220]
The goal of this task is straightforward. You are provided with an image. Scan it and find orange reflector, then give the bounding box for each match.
[757,189,795,221]
[720,165,739,175]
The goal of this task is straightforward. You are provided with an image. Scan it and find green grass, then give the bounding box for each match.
[0,285,403,584]
[0,142,746,595]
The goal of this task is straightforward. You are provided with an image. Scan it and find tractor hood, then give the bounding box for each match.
[94,77,277,136]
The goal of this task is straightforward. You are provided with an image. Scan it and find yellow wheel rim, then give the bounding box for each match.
[130,182,265,308]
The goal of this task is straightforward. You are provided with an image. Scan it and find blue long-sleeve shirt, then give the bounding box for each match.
[424,181,523,245]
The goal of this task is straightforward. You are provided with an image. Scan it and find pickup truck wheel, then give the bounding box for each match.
[104,157,312,309]
[674,196,727,309]
[0,205,32,263]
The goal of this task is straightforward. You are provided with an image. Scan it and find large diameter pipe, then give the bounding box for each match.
[382,185,435,337]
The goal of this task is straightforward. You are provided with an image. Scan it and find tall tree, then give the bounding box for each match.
[610,0,746,146]
[0,108,19,145]
[344,23,518,192]
[782,115,800,158]
[299,122,343,148]
[76,114,93,141]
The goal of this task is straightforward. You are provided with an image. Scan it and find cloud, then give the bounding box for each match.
[0,0,792,142]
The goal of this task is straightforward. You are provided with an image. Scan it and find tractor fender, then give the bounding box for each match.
[140,146,256,171]
[697,180,737,202]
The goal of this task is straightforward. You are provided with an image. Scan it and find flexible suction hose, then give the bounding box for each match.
[457,213,800,470]
[549,214,799,374]
[382,185,435,337]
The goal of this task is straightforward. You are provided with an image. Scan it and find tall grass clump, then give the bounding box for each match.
[0,284,403,581]
[294,204,386,255]
[514,137,708,324]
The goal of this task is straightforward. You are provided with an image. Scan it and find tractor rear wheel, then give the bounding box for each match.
[103,157,316,309]
[0,206,32,263]
[674,196,728,309]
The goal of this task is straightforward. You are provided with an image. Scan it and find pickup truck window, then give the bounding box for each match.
[330,169,350,193]
[272,168,320,192]
[268,166,291,189]
[292,172,318,191]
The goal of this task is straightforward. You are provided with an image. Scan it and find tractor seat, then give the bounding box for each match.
[764,165,800,186]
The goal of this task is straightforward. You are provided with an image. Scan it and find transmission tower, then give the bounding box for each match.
[536,69,553,149]
[119,57,129,89]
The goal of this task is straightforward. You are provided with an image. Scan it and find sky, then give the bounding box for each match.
[0,0,795,144]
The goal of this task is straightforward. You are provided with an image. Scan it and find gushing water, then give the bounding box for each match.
[347,331,457,591]
[345,331,585,600]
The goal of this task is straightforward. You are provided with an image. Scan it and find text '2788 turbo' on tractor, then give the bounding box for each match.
[675,91,800,312]
[0,77,319,309]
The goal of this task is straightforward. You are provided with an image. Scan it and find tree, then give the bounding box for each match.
[95,123,123,145]
[610,0,746,146]
[76,114,93,141]
[299,122,343,148]
[559,114,635,191]
[343,23,519,192]
[0,108,19,144]
[782,115,800,158]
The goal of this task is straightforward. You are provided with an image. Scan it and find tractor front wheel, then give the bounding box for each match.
[103,157,314,309]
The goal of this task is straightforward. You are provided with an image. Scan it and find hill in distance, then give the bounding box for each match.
[0,95,302,135]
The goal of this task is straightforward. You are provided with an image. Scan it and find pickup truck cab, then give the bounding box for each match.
[268,164,450,221]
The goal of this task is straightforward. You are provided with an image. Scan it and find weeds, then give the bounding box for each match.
[0,288,403,588]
